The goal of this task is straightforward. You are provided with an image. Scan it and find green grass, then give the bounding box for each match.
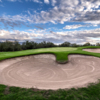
[0,47,77,63]
[0,46,100,100]
[1,82,100,100]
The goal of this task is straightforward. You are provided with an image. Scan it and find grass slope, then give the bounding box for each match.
[0,46,100,100]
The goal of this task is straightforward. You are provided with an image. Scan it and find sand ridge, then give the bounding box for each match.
[0,54,100,90]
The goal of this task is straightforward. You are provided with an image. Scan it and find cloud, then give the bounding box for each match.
[0,29,43,42]
[33,0,42,3]
[25,0,42,3]
[7,0,17,2]
[0,14,32,29]
[26,0,100,24]
[84,21,100,26]
[1,0,100,29]
[44,0,49,4]
[0,30,31,41]
[73,11,100,22]
[26,6,74,24]
[63,24,89,29]
[5,0,42,3]
[34,28,100,44]
[7,0,22,2]
[0,0,2,2]
[51,0,57,6]
[1,28,100,44]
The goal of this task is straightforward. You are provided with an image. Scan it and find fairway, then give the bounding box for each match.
[0,47,77,61]
[35,47,77,52]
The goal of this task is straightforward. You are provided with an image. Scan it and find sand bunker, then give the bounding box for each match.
[0,54,100,90]
[83,48,100,53]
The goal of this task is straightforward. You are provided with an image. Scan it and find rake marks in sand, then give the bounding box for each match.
[0,54,100,90]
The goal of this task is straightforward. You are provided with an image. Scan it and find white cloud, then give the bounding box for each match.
[33,0,42,3]
[51,0,57,6]
[1,0,100,28]
[22,0,100,25]
[26,0,42,3]
[44,0,49,4]
[0,30,30,40]
[7,0,42,3]
[0,29,44,41]
[63,24,88,29]
[84,21,100,26]
[1,28,100,44]
[7,0,22,2]
[0,14,32,29]
[7,0,17,2]
[37,28,100,44]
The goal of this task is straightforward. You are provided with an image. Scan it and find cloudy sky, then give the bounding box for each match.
[0,0,100,44]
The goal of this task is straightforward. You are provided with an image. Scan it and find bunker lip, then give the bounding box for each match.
[83,48,100,53]
[0,54,100,90]
[56,60,68,64]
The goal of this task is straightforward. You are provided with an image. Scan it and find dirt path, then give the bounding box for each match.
[0,54,100,90]
[83,48,100,53]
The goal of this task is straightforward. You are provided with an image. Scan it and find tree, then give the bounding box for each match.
[25,41,33,49]
[96,43,100,46]
[83,42,91,46]
[71,43,79,47]
[14,40,21,51]
[60,42,71,47]
[1,41,14,51]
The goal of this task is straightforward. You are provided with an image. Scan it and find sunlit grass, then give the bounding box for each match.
[0,47,77,62]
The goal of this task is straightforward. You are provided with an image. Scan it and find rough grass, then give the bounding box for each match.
[1,82,100,100]
[0,46,100,100]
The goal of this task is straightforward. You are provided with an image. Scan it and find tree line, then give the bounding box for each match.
[0,40,100,51]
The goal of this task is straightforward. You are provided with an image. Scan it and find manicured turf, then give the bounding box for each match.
[0,46,100,100]
[0,47,77,62]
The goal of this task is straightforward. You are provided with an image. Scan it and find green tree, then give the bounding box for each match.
[60,42,71,47]
[96,43,100,46]
[83,42,91,46]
